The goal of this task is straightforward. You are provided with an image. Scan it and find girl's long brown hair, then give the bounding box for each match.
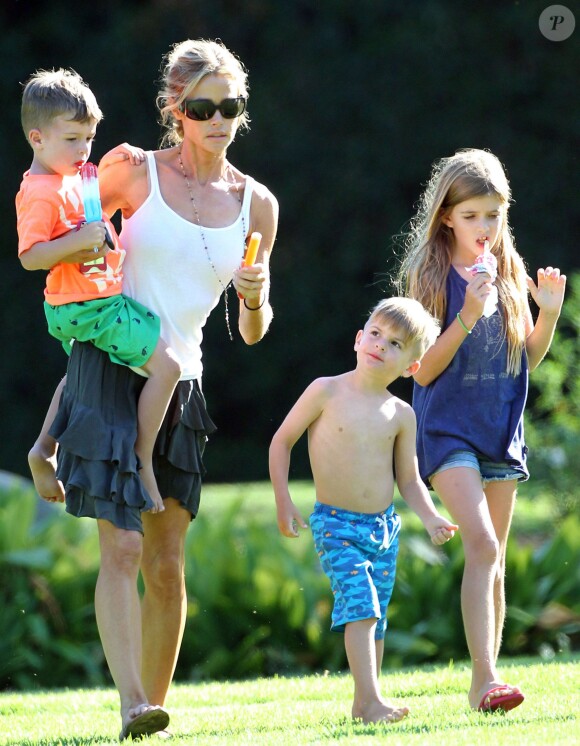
[395,149,528,375]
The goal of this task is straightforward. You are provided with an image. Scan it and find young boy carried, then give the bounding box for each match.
[17,68,181,517]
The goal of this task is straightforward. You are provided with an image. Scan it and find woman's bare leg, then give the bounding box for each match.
[140,498,191,705]
[95,519,167,736]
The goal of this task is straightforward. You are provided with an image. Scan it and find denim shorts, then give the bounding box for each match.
[430,450,525,486]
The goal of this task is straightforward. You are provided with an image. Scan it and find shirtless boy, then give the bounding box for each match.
[269,297,458,724]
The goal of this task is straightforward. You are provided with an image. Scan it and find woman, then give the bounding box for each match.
[48,39,278,740]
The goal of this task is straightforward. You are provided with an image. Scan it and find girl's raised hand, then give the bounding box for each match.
[527,267,566,316]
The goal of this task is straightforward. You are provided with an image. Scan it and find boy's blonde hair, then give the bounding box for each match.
[395,149,528,375]
[369,297,440,359]
[21,68,102,141]
[157,38,250,147]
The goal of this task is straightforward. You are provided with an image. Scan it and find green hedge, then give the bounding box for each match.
[1,473,578,690]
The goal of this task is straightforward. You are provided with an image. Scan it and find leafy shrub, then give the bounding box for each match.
[0,472,103,690]
[181,498,339,679]
[177,497,580,678]
[1,475,578,690]
[505,514,580,657]
[387,516,580,667]
[524,272,580,520]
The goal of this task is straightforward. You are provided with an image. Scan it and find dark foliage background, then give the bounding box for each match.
[1,0,578,482]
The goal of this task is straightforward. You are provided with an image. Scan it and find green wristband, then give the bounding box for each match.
[456,312,472,334]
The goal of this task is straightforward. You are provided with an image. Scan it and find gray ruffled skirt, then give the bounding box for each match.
[49,341,216,533]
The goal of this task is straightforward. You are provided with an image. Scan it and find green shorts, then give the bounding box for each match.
[44,294,160,368]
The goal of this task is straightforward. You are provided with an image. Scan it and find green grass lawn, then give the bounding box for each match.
[1,656,578,745]
[2,477,576,742]
[199,478,559,540]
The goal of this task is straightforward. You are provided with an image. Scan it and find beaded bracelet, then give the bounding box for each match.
[456,312,472,334]
[244,296,266,311]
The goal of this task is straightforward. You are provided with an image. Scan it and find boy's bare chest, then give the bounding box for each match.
[320,395,399,443]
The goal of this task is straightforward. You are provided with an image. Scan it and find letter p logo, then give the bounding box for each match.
[539,5,575,40]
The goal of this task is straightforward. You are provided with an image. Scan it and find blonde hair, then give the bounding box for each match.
[157,38,249,148]
[395,149,528,375]
[21,68,102,141]
[368,297,440,359]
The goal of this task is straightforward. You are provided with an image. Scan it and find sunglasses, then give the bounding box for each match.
[180,97,247,121]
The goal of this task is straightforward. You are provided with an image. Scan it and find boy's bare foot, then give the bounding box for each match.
[352,700,410,724]
[139,463,165,513]
[28,443,65,502]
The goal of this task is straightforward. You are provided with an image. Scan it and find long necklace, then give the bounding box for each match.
[177,145,246,340]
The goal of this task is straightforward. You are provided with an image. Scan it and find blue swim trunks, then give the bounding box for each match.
[310,501,401,640]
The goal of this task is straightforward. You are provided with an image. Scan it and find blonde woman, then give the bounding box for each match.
[39,39,278,740]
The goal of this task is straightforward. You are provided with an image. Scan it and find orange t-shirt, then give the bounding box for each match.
[16,171,125,305]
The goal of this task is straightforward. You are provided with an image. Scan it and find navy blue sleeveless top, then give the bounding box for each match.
[413,267,529,484]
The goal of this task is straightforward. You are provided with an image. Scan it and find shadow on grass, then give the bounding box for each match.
[319,709,578,741]
[5,738,119,746]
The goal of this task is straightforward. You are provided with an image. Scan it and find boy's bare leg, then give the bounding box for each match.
[375,637,385,676]
[140,499,191,706]
[138,344,181,513]
[95,519,168,737]
[345,618,409,723]
[28,376,66,502]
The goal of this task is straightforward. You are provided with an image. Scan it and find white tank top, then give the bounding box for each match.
[121,151,254,379]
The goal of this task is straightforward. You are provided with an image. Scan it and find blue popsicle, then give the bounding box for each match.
[81,163,102,222]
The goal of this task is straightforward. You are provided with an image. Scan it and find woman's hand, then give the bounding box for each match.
[233,262,268,304]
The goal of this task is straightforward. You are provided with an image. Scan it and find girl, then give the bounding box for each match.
[396,148,565,713]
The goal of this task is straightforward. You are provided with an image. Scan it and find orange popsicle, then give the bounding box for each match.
[238,232,262,298]
[243,231,262,266]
